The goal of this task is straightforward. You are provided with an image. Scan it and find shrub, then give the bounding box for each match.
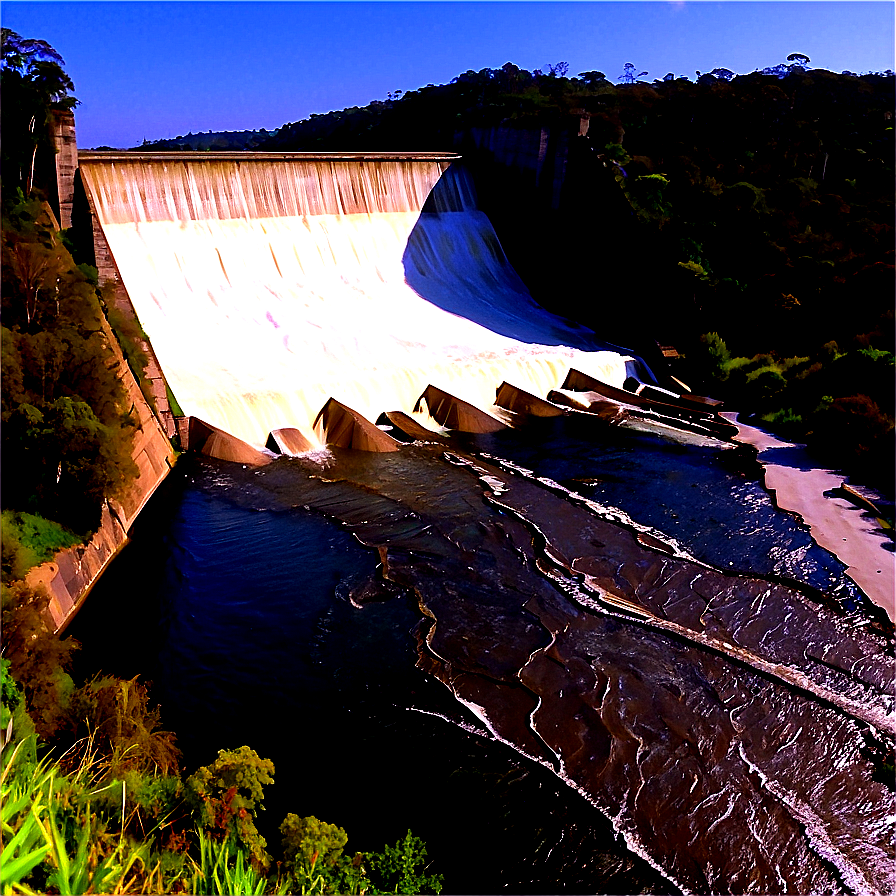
[759,408,803,433]
[279,817,443,896]
[185,746,274,865]
[601,142,631,164]
[780,355,811,372]
[105,301,157,413]
[1,655,36,751]
[281,814,362,894]
[63,674,181,779]
[745,366,787,400]
[1,513,40,582]
[698,332,731,381]
[0,581,78,739]
[0,730,151,896]
[281,814,348,869]
[367,829,444,895]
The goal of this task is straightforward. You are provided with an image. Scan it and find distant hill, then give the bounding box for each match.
[125,128,278,151]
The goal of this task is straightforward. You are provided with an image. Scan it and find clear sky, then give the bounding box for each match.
[2,1,893,149]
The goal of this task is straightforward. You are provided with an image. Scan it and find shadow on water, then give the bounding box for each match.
[403,163,637,356]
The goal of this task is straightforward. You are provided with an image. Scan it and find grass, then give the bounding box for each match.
[1,511,83,582]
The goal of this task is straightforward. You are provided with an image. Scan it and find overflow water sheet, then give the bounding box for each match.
[80,155,629,447]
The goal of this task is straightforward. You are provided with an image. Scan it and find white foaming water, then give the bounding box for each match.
[81,156,631,448]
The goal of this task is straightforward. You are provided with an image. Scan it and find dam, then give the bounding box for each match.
[68,150,895,895]
[79,151,653,454]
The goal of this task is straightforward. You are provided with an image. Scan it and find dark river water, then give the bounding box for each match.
[67,415,894,895]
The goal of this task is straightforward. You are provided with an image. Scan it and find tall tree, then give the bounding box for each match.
[618,62,648,84]
[1,28,78,200]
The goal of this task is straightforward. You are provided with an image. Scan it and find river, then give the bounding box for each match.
[68,413,894,895]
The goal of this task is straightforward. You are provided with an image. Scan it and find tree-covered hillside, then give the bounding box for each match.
[128,128,278,152]
[1,29,139,546]
[259,60,895,496]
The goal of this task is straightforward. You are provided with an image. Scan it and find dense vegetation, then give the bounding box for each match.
[1,197,139,537]
[1,29,138,549]
[119,128,278,153]
[251,59,895,497]
[1,656,443,894]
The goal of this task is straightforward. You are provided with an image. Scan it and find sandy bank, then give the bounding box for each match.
[723,414,894,622]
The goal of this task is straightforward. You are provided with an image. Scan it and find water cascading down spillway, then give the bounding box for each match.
[79,153,633,452]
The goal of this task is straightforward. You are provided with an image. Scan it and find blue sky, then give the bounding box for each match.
[2,1,894,148]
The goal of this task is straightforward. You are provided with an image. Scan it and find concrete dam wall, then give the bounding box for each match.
[76,151,636,455]
[37,142,633,632]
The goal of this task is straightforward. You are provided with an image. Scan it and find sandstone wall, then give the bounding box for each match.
[52,111,78,229]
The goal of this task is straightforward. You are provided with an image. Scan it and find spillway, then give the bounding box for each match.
[80,153,631,449]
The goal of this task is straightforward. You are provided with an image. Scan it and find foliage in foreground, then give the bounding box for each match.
[0,544,441,896]
[1,650,443,895]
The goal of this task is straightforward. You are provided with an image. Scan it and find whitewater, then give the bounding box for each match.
[80,155,633,448]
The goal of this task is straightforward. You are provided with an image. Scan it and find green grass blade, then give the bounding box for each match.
[0,844,51,888]
[0,791,33,826]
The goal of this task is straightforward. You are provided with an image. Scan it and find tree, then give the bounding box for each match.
[618,62,648,84]
[185,746,275,864]
[579,70,607,87]
[1,30,64,72]
[1,29,78,198]
[786,53,811,70]
[546,61,570,78]
[710,68,736,81]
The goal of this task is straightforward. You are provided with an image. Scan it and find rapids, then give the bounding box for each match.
[69,428,894,895]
